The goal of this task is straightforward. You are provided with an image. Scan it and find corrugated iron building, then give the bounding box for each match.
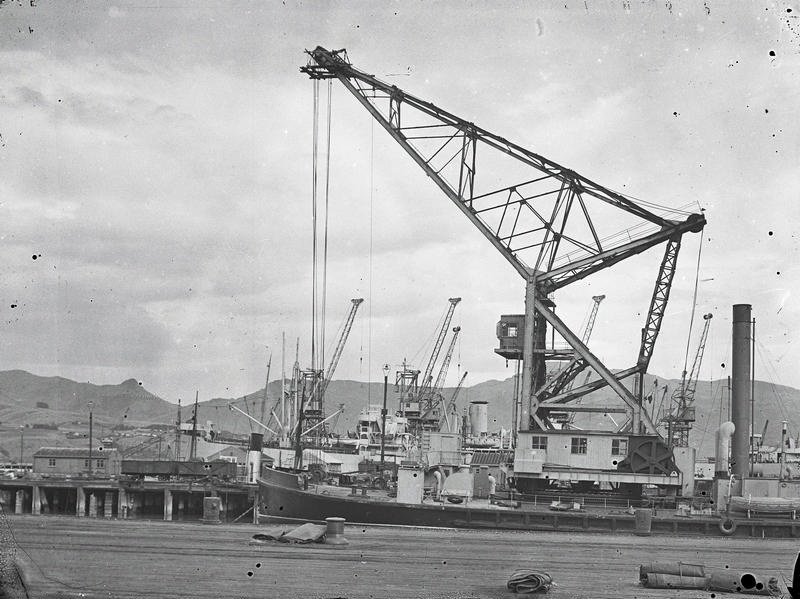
[33,447,121,477]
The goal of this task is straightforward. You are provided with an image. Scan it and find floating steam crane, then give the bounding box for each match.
[302,47,706,494]
[664,313,713,448]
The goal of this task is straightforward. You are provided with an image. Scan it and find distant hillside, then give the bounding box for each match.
[0,370,177,428]
[1,369,799,465]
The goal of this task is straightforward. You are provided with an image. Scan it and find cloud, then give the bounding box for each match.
[0,2,798,404]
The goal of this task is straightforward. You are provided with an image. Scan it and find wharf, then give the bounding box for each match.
[0,476,255,522]
[4,514,796,598]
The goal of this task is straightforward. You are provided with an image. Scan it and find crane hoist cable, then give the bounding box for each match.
[680,232,705,387]
[366,117,374,406]
[311,79,334,380]
[755,339,794,426]
[321,78,333,376]
[311,78,319,376]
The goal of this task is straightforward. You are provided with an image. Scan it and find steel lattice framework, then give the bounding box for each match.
[302,47,706,435]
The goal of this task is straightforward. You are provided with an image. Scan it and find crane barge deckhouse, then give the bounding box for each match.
[302,46,706,496]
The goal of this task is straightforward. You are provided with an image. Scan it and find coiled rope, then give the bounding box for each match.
[506,569,553,593]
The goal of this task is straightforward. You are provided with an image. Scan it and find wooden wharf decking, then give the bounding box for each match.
[5,514,797,598]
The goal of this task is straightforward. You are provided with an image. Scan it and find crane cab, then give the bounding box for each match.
[495,314,525,360]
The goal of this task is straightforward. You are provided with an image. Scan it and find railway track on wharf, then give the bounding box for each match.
[4,515,797,598]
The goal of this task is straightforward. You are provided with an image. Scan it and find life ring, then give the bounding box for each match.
[718,517,737,536]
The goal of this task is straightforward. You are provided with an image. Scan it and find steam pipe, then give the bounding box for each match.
[715,421,735,478]
[433,470,443,501]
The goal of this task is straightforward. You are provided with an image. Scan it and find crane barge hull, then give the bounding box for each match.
[256,466,800,538]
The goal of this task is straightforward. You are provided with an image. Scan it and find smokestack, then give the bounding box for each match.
[469,401,489,436]
[731,304,752,479]
[247,432,264,484]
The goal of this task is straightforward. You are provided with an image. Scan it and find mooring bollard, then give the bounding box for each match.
[634,508,653,536]
[324,516,348,545]
[202,496,221,524]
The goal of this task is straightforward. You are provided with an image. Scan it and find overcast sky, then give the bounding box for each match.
[1,1,798,407]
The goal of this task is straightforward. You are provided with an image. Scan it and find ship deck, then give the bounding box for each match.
[4,514,796,598]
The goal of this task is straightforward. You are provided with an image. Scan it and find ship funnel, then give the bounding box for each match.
[247,432,264,484]
[731,304,752,478]
[469,401,489,436]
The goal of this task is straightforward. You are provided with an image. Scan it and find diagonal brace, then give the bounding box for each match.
[533,298,658,435]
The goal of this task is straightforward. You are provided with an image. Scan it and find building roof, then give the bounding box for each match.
[205,445,248,462]
[469,450,513,466]
[33,447,119,458]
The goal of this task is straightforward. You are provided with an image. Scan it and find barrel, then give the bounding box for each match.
[634,508,653,536]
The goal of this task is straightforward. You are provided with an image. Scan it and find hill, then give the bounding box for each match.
[2,369,800,464]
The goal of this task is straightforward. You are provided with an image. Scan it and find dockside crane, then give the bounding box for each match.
[442,371,468,433]
[400,298,460,435]
[301,297,364,442]
[419,325,461,428]
[545,294,605,427]
[418,298,461,399]
[664,313,713,447]
[302,46,705,489]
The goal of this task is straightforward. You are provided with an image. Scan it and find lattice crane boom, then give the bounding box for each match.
[665,312,713,447]
[682,313,713,408]
[418,298,461,399]
[302,46,706,436]
[582,295,606,345]
[318,298,364,402]
[429,326,461,404]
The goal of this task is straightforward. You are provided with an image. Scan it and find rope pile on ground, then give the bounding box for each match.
[506,569,553,593]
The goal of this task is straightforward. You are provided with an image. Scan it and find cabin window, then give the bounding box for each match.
[570,437,588,455]
[531,436,548,450]
[611,439,628,456]
[48,458,56,468]
[507,325,518,338]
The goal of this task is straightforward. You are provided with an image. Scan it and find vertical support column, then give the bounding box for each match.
[32,485,41,515]
[520,276,537,431]
[118,488,128,519]
[88,492,97,518]
[104,491,113,518]
[163,488,173,521]
[76,486,85,517]
[731,304,752,479]
[15,490,24,514]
